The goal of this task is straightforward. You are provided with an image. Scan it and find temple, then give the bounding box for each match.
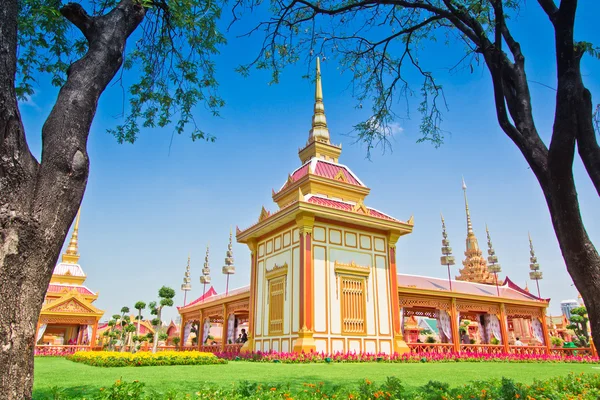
[36,210,104,353]
[178,59,595,357]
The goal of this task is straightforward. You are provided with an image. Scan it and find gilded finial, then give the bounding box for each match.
[486,225,501,275]
[200,244,211,284]
[528,233,543,296]
[62,208,82,263]
[223,229,235,275]
[308,57,330,144]
[181,254,192,291]
[440,213,455,290]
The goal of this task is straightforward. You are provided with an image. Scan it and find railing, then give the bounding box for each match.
[223,343,244,354]
[200,344,221,353]
[407,343,455,354]
[508,345,548,356]
[459,344,504,355]
[548,347,594,357]
[35,345,93,356]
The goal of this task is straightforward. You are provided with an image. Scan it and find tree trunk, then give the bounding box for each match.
[0,1,145,398]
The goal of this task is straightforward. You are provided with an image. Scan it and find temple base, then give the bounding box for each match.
[394,335,410,355]
[292,328,316,353]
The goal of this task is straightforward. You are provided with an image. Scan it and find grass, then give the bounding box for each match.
[33,357,600,399]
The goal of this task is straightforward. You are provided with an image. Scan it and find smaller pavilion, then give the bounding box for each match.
[36,211,104,350]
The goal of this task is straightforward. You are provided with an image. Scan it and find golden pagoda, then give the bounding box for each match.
[36,210,104,351]
[456,179,495,284]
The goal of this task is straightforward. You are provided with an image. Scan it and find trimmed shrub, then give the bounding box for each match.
[68,351,226,367]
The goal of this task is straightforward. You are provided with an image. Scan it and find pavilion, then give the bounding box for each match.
[178,59,595,357]
[36,211,104,353]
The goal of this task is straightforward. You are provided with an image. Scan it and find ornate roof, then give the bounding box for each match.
[398,274,547,302]
[53,262,86,277]
[179,285,250,311]
[278,159,365,193]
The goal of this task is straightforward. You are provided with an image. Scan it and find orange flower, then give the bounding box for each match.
[271,387,277,391]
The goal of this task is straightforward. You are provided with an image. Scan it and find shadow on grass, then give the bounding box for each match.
[32,375,364,399]
[33,385,100,400]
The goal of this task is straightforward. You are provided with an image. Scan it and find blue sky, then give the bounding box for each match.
[19,1,599,322]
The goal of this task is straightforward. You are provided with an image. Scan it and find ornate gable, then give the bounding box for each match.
[41,292,102,315]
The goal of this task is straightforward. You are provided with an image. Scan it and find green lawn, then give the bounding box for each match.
[33,357,600,399]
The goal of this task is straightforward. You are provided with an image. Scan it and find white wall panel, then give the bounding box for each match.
[255,260,264,336]
[375,255,390,335]
[313,246,327,333]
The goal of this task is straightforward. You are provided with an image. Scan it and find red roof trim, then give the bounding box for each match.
[307,196,400,222]
[503,277,550,302]
[47,284,95,296]
[179,286,218,309]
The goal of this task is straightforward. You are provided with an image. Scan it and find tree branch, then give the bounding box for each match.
[537,0,559,19]
[60,3,96,41]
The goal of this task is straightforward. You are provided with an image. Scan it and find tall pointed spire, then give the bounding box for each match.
[62,208,82,264]
[181,255,192,305]
[462,177,473,236]
[200,244,211,301]
[486,225,502,295]
[528,233,543,297]
[456,180,495,285]
[440,214,456,291]
[308,57,330,144]
[223,229,236,295]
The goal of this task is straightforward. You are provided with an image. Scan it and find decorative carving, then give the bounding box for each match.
[505,305,542,318]
[403,308,437,319]
[399,296,451,311]
[39,316,96,325]
[456,301,500,315]
[334,170,348,182]
[266,263,288,300]
[352,200,369,214]
[259,206,271,222]
[334,261,371,300]
[47,299,93,314]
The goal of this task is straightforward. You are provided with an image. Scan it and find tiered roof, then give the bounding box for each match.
[238,58,413,242]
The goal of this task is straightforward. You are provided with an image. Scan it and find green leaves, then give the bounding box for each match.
[18,0,227,143]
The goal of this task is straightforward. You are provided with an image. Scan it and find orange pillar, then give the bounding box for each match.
[91,320,98,350]
[221,306,228,352]
[450,298,460,353]
[198,312,204,351]
[293,214,316,353]
[179,316,186,350]
[499,304,510,354]
[388,232,409,354]
[541,310,551,354]
[241,240,257,353]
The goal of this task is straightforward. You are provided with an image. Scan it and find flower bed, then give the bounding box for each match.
[49,372,600,399]
[215,350,599,364]
[68,351,227,367]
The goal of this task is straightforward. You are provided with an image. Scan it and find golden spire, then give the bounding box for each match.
[462,177,473,236]
[62,208,81,264]
[308,57,330,144]
[456,180,494,285]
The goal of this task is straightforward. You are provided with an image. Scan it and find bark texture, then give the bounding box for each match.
[0,1,145,398]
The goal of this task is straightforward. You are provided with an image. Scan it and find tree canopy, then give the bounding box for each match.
[17,0,227,144]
